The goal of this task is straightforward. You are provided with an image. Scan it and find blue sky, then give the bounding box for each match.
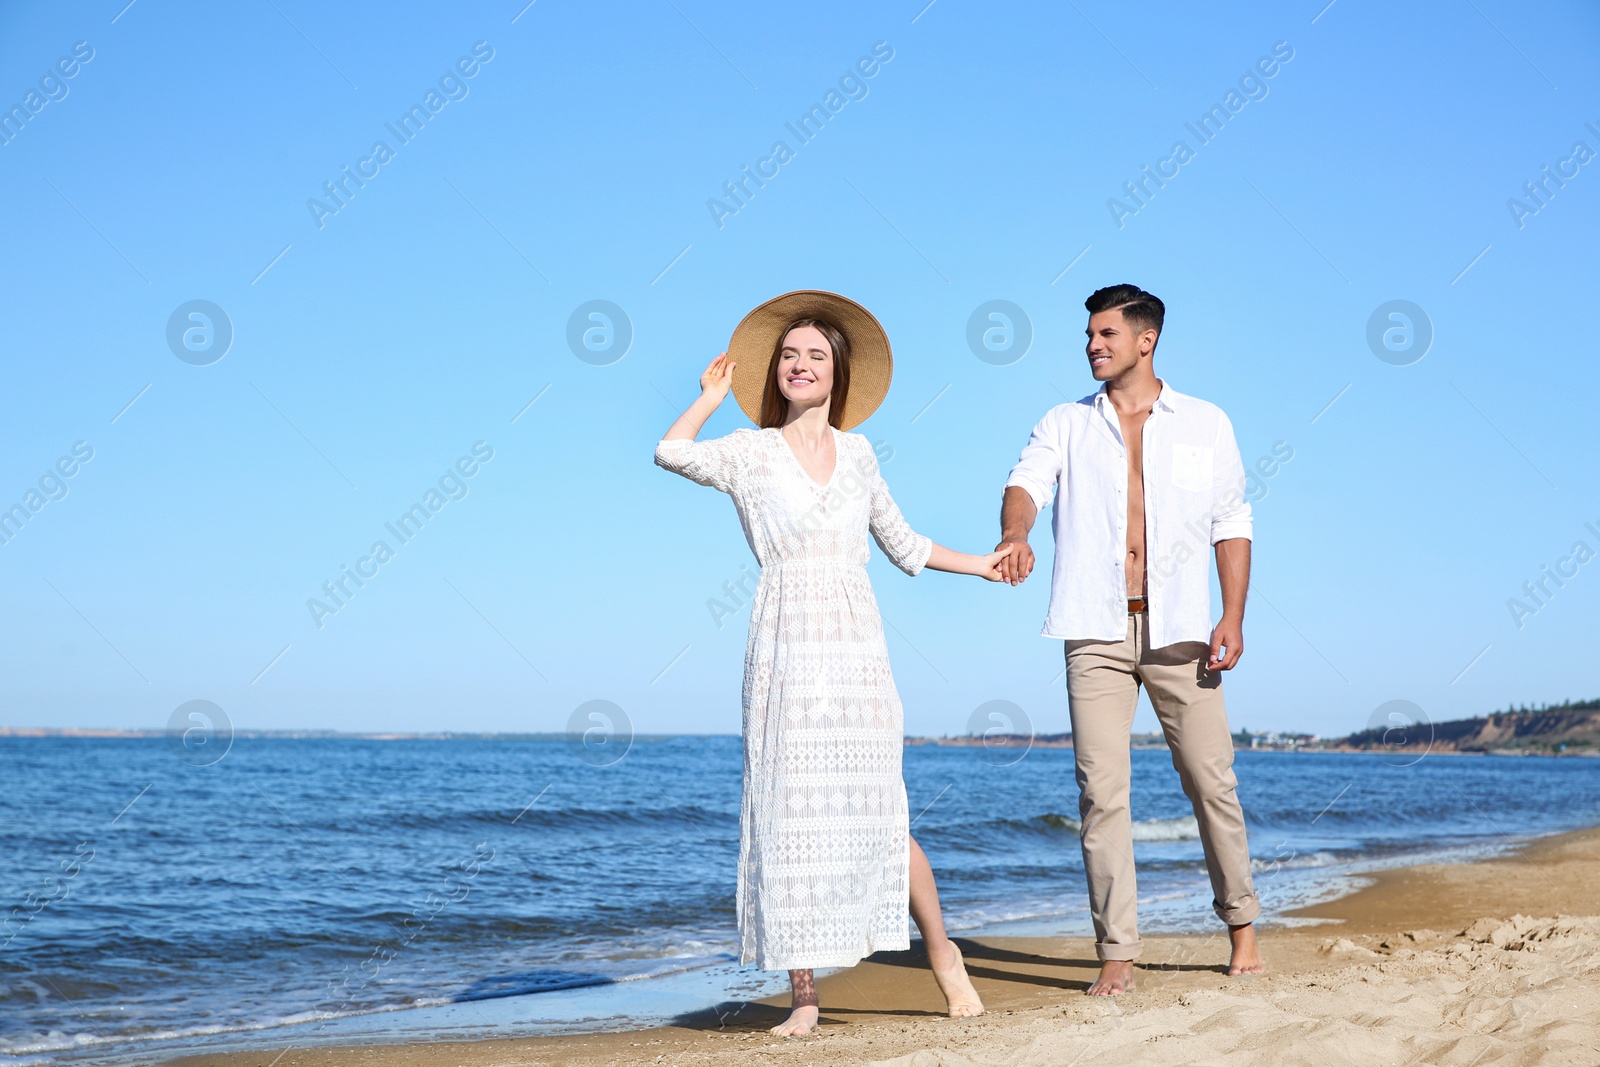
[0,0,1595,740]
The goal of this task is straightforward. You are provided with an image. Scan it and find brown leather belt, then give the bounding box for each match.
[1127,596,1148,614]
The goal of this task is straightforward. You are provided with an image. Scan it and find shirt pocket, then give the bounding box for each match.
[1170,443,1214,493]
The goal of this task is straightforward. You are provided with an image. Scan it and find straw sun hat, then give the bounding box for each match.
[727,290,892,432]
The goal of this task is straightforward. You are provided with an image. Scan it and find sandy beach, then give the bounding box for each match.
[165,825,1600,1067]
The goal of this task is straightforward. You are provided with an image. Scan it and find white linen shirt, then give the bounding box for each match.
[1005,380,1252,649]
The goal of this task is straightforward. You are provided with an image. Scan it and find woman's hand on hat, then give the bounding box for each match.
[663,354,737,443]
[699,353,737,404]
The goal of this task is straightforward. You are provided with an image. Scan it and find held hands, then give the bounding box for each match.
[975,544,1015,582]
[996,540,1035,586]
[699,353,737,404]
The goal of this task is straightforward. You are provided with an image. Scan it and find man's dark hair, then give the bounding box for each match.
[1085,284,1165,345]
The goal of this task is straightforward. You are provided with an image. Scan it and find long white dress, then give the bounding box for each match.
[655,426,933,970]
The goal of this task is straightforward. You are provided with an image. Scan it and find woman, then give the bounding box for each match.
[655,291,1008,1037]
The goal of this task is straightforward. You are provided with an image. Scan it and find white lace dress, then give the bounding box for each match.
[655,427,933,970]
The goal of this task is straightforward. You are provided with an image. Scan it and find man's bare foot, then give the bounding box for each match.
[927,941,984,1017]
[1085,959,1136,995]
[769,1004,819,1037]
[1227,922,1266,976]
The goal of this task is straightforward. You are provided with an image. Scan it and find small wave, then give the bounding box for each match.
[1039,814,1200,841]
[1250,850,1340,873]
[374,805,739,835]
[453,954,734,1002]
[1132,816,1200,841]
[0,954,738,1060]
[0,1009,356,1057]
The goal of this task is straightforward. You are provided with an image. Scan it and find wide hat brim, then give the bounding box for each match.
[728,290,892,432]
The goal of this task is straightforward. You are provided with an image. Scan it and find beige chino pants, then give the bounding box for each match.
[1065,611,1260,961]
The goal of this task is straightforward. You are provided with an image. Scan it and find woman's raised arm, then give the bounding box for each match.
[656,354,751,494]
[663,354,736,441]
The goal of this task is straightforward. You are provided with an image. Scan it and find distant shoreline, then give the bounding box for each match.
[0,727,687,741]
[911,734,1600,757]
[3,724,1596,758]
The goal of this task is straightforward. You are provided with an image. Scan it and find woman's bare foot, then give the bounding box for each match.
[927,940,984,1017]
[1227,922,1266,976]
[769,1004,819,1036]
[1085,959,1136,995]
[770,969,820,1036]
[907,837,985,1017]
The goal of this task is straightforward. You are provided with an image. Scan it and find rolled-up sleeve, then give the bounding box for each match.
[1209,413,1253,543]
[654,430,752,495]
[1004,409,1064,511]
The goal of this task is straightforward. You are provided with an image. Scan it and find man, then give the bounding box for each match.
[998,283,1263,995]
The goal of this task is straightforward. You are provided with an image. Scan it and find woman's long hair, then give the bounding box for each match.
[758,318,852,429]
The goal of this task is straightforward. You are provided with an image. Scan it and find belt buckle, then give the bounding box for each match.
[1127,596,1147,614]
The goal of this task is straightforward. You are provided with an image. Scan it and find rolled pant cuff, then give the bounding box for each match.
[1215,898,1262,927]
[1096,940,1142,962]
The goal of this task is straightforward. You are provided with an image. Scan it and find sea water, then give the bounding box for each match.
[1,736,1596,1063]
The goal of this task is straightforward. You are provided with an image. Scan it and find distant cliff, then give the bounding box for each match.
[1337,699,1600,755]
